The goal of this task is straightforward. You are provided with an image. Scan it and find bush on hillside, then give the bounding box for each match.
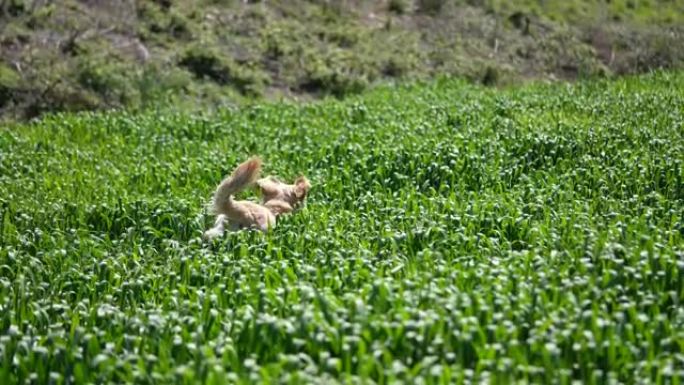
[179,45,268,96]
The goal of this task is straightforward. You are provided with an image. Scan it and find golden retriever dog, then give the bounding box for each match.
[203,157,310,240]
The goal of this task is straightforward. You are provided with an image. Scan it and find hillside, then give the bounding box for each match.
[1,71,683,383]
[1,0,683,121]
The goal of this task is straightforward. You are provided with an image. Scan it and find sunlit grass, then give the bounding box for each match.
[0,71,683,384]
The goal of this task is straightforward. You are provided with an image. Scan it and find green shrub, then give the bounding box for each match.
[76,59,137,106]
[0,62,20,108]
[481,65,499,85]
[298,49,377,97]
[318,25,361,48]
[417,0,446,15]
[179,45,268,96]
[168,12,193,39]
[23,84,100,119]
[301,67,369,97]
[135,65,193,107]
[388,0,409,15]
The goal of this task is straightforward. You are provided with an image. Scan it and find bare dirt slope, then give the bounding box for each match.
[1,0,683,121]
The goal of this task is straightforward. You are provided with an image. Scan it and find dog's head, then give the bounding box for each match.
[257,175,311,208]
[293,176,311,200]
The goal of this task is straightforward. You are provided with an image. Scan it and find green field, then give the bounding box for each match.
[1,71,683,384]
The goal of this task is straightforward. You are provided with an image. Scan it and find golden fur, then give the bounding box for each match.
[203,157,310,240]
[256,175,311,211]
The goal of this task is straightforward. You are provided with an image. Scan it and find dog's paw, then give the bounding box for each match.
[203,227,224,241]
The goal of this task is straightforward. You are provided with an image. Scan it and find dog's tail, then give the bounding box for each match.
[211,157,262,214]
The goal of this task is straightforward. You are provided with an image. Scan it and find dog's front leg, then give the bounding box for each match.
[203,214,227,240]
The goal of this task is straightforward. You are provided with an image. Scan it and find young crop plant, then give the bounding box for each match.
[0,71,683,384]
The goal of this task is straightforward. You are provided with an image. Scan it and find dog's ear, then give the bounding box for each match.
[294,176,310,199]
